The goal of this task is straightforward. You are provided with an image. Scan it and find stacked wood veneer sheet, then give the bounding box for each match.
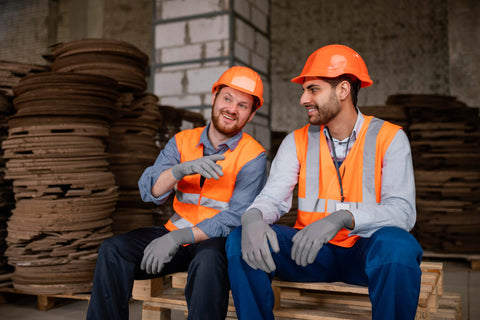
[2,72,119,294]
[51,38,158,235]
[0,61,49,279]
[361,94,480,254]
[108,93,163,234]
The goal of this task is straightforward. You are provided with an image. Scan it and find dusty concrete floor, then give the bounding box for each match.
[0,259,478,320]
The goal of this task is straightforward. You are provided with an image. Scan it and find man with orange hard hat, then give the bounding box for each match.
[87,66,267,320]
[226,45,423,319]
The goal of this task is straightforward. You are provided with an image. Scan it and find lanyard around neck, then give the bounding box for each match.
[325,127,350,203]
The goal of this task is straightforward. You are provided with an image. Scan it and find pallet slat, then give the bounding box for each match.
[132,261,461,320]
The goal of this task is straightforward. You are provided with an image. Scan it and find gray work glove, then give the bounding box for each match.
[241,208,280,273]
[291,210,353,267]
[141,228,194,274]
[172,154,225,180]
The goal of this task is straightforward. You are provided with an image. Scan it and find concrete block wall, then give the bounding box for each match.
[0,0,50,64]
[269,0,480,134]
[153,0,271,151]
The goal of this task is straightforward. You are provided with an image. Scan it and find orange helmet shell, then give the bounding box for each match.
[291,44,373,88]
[212,66,264,109]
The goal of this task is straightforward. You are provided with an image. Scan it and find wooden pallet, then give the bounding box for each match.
[0,273,90,311]
[422,251,480,271]
[132,262,462,320]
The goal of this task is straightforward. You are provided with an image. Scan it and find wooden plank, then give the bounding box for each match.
[133,261,457,320]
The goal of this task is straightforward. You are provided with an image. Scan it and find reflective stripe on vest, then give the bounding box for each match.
[295,116,400,247]
[299,117,384,213]
[175,190,229,211]
[165,127,265,231]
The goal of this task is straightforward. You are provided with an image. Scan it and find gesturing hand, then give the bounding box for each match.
[241,209,280,273]
[291,210,352,267]
[141,228,194,274]
[172,154,225,180]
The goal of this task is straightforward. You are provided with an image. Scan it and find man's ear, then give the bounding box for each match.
[337,80,351,101]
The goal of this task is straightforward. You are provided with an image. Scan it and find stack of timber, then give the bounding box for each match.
[50,38,148,93]
[132,262,461,320]
[0,60,49,97]
[108,93,163,234]
[1,72,120,295]
[49,38,160,234]
[0,61,49,281]
[360,94,480,254]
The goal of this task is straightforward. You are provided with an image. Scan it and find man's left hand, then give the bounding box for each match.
[291,210,353,267]
[141,228,194,274]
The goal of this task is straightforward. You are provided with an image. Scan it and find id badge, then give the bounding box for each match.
[336,202,350,211]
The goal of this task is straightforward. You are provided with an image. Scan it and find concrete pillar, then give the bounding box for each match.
[153,0,271,151]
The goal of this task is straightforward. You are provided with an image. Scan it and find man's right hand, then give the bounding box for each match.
[241,208,279,273]
[172,154,225,180]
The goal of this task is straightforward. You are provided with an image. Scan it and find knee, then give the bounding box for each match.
[225,227,242,259]
[368,227,423,265]
[97,234,127,258]
[190,246,227,275]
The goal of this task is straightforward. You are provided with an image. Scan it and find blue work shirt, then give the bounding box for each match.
[138,123,267,238]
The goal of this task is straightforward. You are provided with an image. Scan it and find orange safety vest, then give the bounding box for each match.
[165,127,265,231]
[294,116,401,247]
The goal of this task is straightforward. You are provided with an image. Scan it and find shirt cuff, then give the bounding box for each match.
[196,219,230,238]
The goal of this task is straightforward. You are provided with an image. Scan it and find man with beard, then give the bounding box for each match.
[86,66,267,320]
[225,45,423,320]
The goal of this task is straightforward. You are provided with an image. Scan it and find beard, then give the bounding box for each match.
[307,92,341,126]
[211,110,244,137]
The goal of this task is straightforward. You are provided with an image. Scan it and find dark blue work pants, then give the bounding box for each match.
[86,226,229,320]
[226,225,423,320]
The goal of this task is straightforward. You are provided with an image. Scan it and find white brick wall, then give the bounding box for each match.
[153,0,271,151]
[234,42,250,63]
[251,4,268,34]
[162,44,203,63]
[234,0,250,19]
[187,66,229,93]
[189,15,229,43]
[235,18,255,50]
[255,32,269,57]
[161,94,202,107]
[154,71,184,95]
[155,21,186,47]
[161,0,226,19]
[205,40,230,58]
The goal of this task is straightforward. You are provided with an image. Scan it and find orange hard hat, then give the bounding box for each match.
[212,66,264,109]
[291,44,373,88]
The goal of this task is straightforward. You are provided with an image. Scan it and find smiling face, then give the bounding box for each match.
[300,77,341,126]
[210,86,256,137]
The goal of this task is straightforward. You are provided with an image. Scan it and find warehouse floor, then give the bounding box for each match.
[0,259,478,320]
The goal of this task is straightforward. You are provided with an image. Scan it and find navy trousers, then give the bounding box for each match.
[86,226,229,320]
[226,225,423,320]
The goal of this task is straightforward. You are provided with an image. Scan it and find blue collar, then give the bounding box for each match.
[198,122,244,152]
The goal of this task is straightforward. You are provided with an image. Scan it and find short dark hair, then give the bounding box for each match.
[322,75,361,107]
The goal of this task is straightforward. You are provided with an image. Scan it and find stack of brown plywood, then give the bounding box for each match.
[0,60,49,97]
[50,38,148,93]
[2,72,119,294]
[49,39,159,235]
[361,94,480,254]
[0,61,49,281]
[108,93,163,234]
